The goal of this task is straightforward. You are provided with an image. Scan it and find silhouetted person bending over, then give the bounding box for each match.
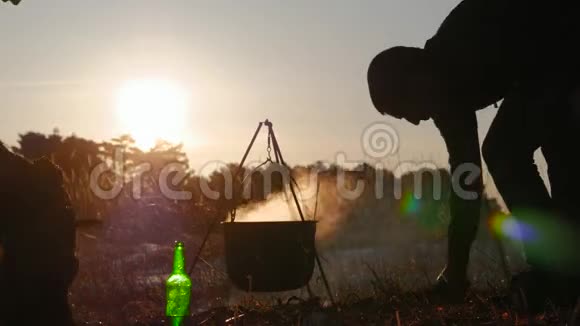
[367,0,580,306]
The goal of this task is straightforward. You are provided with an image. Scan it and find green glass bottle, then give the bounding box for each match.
[166,241,192,324]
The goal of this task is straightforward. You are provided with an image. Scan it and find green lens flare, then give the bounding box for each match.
[400,191,420,215]
[489,209,580,273]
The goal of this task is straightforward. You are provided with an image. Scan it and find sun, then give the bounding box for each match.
[116,79,189,150]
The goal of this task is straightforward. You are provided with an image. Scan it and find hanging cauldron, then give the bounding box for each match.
[223,220,317,292]
[220,119,322,292]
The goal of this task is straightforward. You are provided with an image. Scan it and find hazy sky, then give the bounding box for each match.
[0,0,506,176]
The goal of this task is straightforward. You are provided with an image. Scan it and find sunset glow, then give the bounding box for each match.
[116,79,189,150]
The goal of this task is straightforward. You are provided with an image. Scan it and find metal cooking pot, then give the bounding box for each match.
[222,221,316,292]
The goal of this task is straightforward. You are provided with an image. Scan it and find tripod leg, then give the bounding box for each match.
[313,247,337,309]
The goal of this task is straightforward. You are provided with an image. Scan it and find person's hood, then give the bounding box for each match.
[0,143,32,184]
[0,144,65,197]
[31,157,64,189]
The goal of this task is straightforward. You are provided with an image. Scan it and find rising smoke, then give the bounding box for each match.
[231,166,527,290]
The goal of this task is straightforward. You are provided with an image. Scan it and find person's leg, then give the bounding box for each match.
[542,85,580,226]
[482,88,552,218]
[482,86,559,313]
[535,83,580,305]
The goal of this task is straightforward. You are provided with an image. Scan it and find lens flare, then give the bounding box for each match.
[489,209,580,272]
[489,213,538,242]
[400,191,420,215]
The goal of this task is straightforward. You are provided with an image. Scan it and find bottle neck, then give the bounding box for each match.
[172,245,186,274]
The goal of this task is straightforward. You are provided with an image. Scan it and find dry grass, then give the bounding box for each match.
[61,169,576,325]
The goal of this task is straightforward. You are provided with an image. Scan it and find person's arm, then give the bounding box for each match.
[433,111,483,281]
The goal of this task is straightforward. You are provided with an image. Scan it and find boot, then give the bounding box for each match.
[509,269,551,315]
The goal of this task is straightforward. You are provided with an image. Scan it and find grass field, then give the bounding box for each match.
[66,188,580,325]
